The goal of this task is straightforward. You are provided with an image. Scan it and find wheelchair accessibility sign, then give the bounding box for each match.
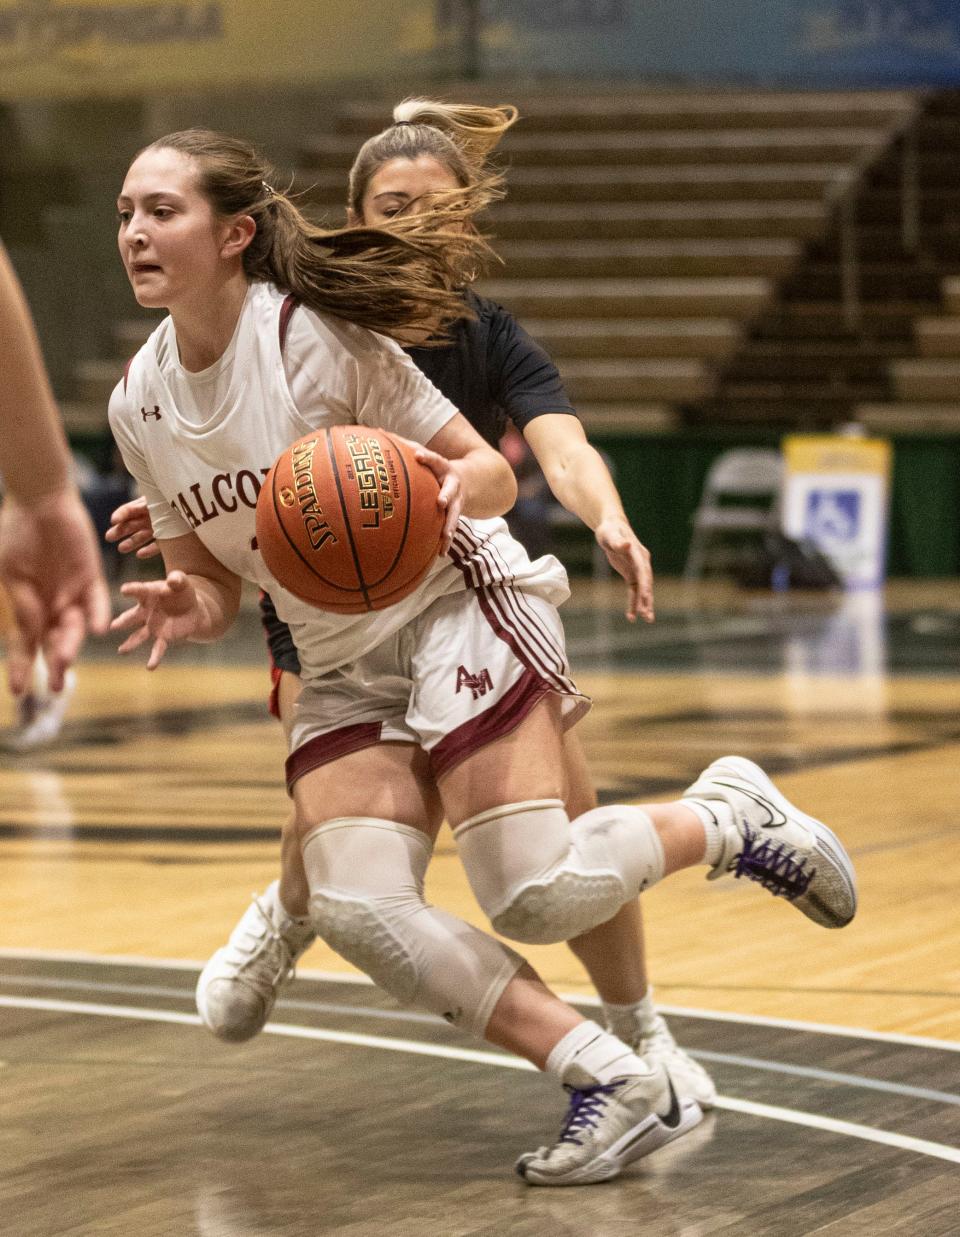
[782,436,891,588]
[806,489,860,544]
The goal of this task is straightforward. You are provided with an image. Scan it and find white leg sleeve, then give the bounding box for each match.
[453,799,665,945]
[301,817,524,1039]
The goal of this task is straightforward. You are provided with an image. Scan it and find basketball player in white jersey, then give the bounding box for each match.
[108,127,857,1185]
[109,99,716,1115]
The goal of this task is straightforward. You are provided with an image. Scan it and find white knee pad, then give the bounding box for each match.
[301,817,524,1038]
[453,800,665,945]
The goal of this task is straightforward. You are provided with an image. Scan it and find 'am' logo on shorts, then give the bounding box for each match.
[456,665,493,700]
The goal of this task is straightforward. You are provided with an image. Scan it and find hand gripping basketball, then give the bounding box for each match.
[256,425,446,614]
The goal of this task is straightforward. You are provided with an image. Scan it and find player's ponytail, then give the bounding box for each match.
[392,98,517,160]
[136,128,494,340]
[347,99,518,217]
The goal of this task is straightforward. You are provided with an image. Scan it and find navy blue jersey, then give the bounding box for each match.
[262,291,578,677]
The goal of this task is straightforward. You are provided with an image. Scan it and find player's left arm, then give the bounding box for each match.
[487,304,654,621]
[106,495,161,559]
[523,414,654,623]
[418,413,517,552]
[111,531,242,670]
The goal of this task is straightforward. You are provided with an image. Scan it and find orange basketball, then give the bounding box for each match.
[255,425,445,614]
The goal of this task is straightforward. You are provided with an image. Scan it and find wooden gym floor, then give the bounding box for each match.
[1,578,959,1235]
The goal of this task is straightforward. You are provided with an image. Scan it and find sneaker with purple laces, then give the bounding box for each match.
[683,755,857,928]
[515,1064,702,1186]
[195,881,316,1042]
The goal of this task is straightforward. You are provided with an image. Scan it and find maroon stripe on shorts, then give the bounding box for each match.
[450,548,565,694]
[484,582,572,692]
[430,668,550,780]
[489,552,570,667]
[285,722,383,793]
[450,529,574,695]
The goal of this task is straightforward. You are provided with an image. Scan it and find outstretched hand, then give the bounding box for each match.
[105,495,161,559]
[594,516,655,623]
[0,490,111,694]
[110,570,204,670]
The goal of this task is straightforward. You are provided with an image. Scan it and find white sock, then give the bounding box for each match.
[681,798,733,867]
[603,990,657,1041]
[545,1020,651,1088]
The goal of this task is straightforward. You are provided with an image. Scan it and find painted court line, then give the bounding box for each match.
[2,993,959,1167]
[692,1048,960,1108]
[654,1001,960,1055]
[0,971,441,1026]
[3,971,959,1108]
[3,947,959,1053]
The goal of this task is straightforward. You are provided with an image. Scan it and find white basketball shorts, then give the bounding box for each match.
[285,584,590,791]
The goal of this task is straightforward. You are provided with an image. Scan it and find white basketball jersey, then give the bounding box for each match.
[110,280,569,679]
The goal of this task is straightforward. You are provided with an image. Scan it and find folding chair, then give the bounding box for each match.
[683,448,783,580]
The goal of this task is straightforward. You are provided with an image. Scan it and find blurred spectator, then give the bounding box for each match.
[500,423,553,560]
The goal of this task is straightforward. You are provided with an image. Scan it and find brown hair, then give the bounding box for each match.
[136,127,501,339]
[347,98,519,219]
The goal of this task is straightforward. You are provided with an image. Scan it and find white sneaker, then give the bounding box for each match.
[196,881,316,1042]
[7,668,76,751]
[684,755,857,929]
[515,1065,702,1186]
[636,1014,717,1110]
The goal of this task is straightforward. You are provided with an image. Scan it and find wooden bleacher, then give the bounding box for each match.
[70,86,937,439]
[304,87,919,435]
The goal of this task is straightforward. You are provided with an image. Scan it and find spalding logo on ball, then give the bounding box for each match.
[256,425,444,613]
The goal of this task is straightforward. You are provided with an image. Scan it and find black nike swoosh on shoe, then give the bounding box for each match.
[713,779,788,827]
[659,1078,682,1129]
[515,1156,532,1180]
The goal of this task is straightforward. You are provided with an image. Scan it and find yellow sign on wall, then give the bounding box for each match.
[0,0,435,99]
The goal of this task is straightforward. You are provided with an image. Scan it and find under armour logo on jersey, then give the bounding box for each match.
[140,405,162,422]
[456,665,493,700]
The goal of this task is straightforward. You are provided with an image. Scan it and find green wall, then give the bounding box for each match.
[594,432,960,578]
[69,423,960,577]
